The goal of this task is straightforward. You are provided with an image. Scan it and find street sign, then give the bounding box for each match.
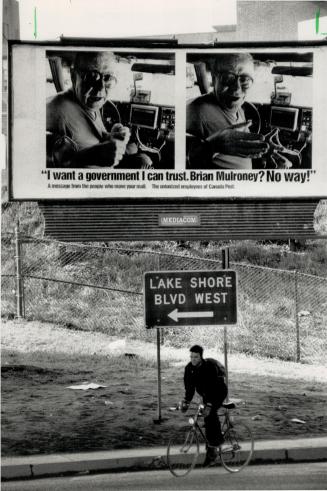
[144,270,237,328]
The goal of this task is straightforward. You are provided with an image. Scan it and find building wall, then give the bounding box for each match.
[234,0,327,42]
[2,0,20,57]
[157,1,327,43]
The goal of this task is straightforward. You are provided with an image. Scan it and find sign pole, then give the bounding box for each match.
[154,327,162,423]
[222,248,230,396]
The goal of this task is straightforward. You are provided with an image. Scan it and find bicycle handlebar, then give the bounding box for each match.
[169,398,245,412]
[168,401,204,412]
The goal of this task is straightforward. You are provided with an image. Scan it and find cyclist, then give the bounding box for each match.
[181,345,228,466]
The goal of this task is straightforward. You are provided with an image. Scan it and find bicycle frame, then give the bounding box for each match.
[186,403,231,446]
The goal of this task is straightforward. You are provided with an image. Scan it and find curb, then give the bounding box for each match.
[2,438,327,481]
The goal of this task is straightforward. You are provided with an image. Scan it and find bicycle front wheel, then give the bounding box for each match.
[220,421,254,473]
[167,427,199,477]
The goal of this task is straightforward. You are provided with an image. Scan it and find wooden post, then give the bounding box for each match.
[14,223,24,319]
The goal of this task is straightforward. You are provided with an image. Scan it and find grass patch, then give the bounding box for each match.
[2,345,327,457]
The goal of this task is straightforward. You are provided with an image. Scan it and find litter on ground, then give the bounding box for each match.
[67,383,107,390]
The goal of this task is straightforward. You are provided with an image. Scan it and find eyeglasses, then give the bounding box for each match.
[218,71,254,89]
[79,70,117,87]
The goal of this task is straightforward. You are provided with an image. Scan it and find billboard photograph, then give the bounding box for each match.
[9,41,327,200]
[46,50,175,171]
[186,51,313,172]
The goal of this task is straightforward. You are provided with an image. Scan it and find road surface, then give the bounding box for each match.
[2,462,327,490]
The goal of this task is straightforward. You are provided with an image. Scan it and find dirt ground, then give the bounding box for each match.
[1,320,327,457]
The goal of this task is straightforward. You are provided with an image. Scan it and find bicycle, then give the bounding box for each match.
[167,399,254,477]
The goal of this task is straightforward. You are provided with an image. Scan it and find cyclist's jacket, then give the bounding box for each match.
[184,358,227,406]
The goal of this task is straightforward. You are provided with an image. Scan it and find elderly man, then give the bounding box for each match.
[47,51,151,168]
[187,53,269,169]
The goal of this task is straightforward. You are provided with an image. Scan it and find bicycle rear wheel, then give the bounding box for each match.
[167,427,199,477]
[220,421,254,473]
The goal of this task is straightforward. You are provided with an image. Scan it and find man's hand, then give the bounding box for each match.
[69,124,130,168]
[109,123,131,167]
[206,121,269,158]
[262,128,294,169]
[181,400,189,413]
[270,152,293,169]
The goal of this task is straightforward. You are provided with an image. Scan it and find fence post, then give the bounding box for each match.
[295,270,300,362]
[14,223,24,319]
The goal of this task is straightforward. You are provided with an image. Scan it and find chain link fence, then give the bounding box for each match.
[1,233,326,364]
[1,235,17,316]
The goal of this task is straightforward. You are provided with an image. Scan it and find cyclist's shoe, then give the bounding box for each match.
[203,447,218,467]
[203,458,219,467]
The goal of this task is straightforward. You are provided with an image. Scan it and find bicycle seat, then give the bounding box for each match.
[222,398,244,409]
[222,401,236,409]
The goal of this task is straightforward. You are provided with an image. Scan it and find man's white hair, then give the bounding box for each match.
[73,51,117,72]
[211,52,254,74]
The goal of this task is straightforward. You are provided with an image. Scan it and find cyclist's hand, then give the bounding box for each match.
[203,403,212,418]
[181,400,189,413]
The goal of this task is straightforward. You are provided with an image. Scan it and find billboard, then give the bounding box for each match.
[9,41,327,200]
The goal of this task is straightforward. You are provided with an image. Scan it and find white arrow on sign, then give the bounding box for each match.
[168,309,214,323]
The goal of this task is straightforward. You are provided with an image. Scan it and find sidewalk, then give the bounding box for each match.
[2,437,327,481]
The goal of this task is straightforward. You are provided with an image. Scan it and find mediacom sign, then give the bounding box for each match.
[8,40,327,201]
[159,214,201,226]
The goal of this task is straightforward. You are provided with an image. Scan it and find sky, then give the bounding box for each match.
[18,0,237,40]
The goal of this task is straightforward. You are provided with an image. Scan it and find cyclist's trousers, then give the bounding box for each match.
[204,387,228,446]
